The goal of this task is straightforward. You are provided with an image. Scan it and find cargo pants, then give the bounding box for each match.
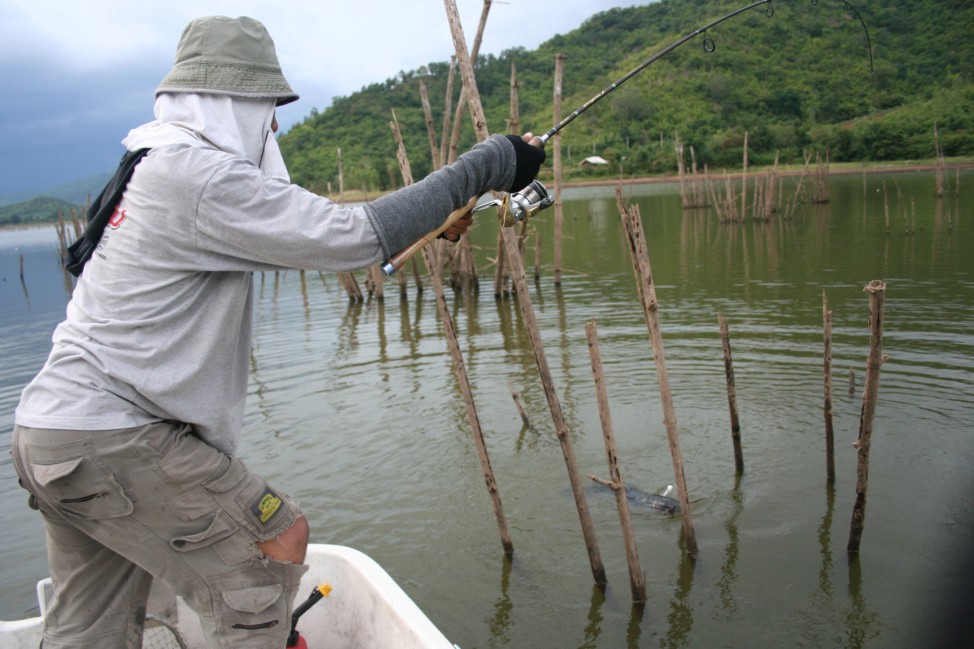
[11,421,308,649]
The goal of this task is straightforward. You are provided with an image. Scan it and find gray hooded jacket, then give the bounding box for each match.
[16,94,517,455]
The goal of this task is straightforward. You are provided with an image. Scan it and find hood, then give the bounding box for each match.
[122,93,289,181]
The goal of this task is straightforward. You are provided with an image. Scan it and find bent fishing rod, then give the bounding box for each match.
[538,0,872,146]
[382,0,872,275]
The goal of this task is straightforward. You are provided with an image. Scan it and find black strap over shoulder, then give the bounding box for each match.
[64,148,151,277]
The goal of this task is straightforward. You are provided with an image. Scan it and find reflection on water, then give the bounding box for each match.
[663,535,696,649]
[1,170,973,647]
[488,554,514,646]
[845,557,881,649]
[819,483,836,598]
[718,475,744,617]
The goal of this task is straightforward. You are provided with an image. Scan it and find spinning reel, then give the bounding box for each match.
[475,180,555,227]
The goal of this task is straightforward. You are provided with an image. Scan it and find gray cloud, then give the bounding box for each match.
[0,1,636,197]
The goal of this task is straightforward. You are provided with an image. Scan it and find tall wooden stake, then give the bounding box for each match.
[533,229,542,281]
[493,228,509,297]
[719,314,744,474]
[444,0,605,584]
[418,81,440,170]
[508,62,519,134]
[445,0,493,164]
[390,112,513,554]
[848,280,887,555]
[439,56,457,170]
[741,130,749,222]
[368,264,385,301]
[586,319,646,603]
[616,186,698,558]
[19,254,30,301]
[502,223,606,583]
[823,290,836,482]
[552,53,565,286]
[334,145,363,301]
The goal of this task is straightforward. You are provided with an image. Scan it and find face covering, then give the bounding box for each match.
[122,93,289,181]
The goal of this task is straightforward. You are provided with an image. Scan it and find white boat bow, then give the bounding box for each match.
[0,544,459,649]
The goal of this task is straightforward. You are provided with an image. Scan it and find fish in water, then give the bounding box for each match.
[585,482,680,514]
[623,484,680,513]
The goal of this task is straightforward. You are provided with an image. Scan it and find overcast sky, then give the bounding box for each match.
[0,0,643,197]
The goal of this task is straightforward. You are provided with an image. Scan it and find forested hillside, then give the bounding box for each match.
[0,197,81,227]
[278,0,974,195]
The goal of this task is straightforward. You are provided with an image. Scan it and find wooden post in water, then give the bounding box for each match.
[848,280,887,555]
[823,290,836,482]
[533,229,542,282]
[19,254,30,301]
[439,56,456,170]
[585,319,646,603]
[445,0,493,164]
[882,180,890,235]
[509,382,530,427]
[675,133,687,208]
[741,130,748,222]
[493,61,522,298]
[390,110,513,555]
[503,223,606,582]
[616,186,698,557]
[335,145,363,301]
[813,150,831,204]
[508,62,519,134]
[418,81,440,170]
[493,228,509,298]
[56,210,67,261]
[719,314,744,474]
[410,258,424,294]
[337,147,344,205]
[444,0,606,584]
[338,272,363,302]
[368,265,385,301]
[552,53,565,286]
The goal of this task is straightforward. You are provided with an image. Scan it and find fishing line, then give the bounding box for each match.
[538,0,874,145]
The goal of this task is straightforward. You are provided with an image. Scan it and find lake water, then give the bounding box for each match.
[1,170,972,648]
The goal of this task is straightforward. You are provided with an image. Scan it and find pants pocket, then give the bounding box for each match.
[30,455,134,519]
[210,562,308,647]
[170,511,257,566]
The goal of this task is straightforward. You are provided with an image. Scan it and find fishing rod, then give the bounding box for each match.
[538,0,872,145]
[381,0,872,275]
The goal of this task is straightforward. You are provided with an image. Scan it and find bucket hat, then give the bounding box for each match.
[156,16,298,106]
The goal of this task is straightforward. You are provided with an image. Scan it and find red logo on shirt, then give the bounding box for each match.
[108,207,127,229]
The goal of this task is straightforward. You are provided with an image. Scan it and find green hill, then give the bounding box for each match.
[0,196,83,228]
[278,0,974,193]
[0,172,110,209]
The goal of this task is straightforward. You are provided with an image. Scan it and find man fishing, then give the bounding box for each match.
[10,15,544,649]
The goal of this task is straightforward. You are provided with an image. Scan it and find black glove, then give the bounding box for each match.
[505,135,546,193]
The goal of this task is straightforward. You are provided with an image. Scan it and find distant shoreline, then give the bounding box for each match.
[559,159,974,189]
[331,159,974,203]
[0,222,59,234]
[4,160,972,232]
